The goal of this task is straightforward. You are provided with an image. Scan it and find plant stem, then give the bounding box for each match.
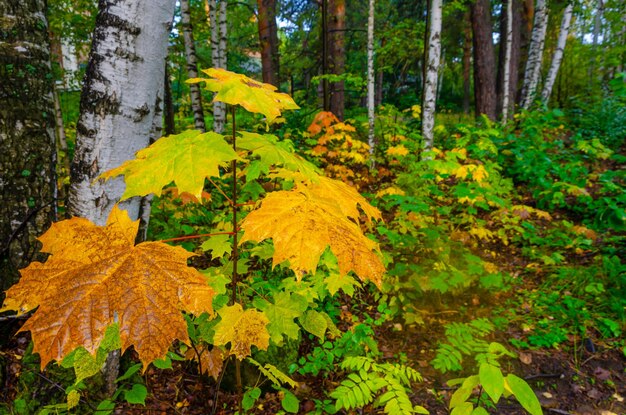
[159,231,235,243]
[229,105,243,415]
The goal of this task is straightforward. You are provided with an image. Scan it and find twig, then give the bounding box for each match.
[159,231,235,243]
[208,176,234,206]
[524,373,563,380]
[0,313,32,322]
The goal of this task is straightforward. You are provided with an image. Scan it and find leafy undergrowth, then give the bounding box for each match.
[2,71,626,414]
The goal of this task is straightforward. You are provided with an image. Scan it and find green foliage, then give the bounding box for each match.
[330,356,427,414]
[431,319,495,373]
[447,343,541,415]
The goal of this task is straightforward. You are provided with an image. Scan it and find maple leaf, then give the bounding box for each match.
[213,303,270,359]
[239,181,385,287]
[185,346,224,380]
[1,206,215,369]
[386,145,410,157]
[188,68,299,124]
[259,291,308,344]
[307,111,340,135]
[201,234,232,259]
[100,130,240,199]
[237,132,320,181]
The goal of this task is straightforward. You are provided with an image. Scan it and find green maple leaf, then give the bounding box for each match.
[260,291,308,345]
[100,130,241,199]
[324,272,360,296]
[238,132,320,181]
[201,234,232,259]
[299,310,327,339]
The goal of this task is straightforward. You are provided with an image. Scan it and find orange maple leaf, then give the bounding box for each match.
[240,178,384,287]
[1,206,215,369]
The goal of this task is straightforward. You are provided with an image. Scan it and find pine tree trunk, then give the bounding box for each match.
[501,0,514,121]
[328,0,345,120]
[422,0,442,150]
[520,0,548,109]
[257,0,279,86]
[471,0,497,120]
[0,0,57,291]
[181,0,206,131]
[69,0,175,226]
[462,12,472,114]
[541,3,573,104]
[367,0,375,160]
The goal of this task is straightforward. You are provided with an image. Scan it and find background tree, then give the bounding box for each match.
[328,0,346,119]
[367,0,376,160]
[257,0,280,86]
[471,0,497,119]
[422,0,443,149]
[520,0,548,109]
[0,0,57,291]
[181,0,206,131]
[541,3,573,104]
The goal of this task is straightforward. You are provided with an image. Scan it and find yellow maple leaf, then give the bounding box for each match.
[239,180,384,287]
[1,206,214,369]
[188,68,299,124]
[213,303,270,360]
[100,130,241,199]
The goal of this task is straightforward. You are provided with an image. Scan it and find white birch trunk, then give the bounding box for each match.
[541,3,573,104]
[69,0,176,226]
[520,0,548,109]
[501,0,513,121]
[210,0,226,133]
[421,0,442,151]
[181,0,206,131]
[367,0,375,162]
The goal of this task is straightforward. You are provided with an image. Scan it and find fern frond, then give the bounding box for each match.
[377,376,416,414]
[330,370,379,410]
[247,358,297,388]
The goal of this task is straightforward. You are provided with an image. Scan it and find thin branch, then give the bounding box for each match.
[207,177,234,206]
[159,231,235,243]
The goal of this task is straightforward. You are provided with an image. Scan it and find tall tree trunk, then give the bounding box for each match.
[321,0,330,111]
[328,0,345,120]
[209,0,227,132]
[367,0,375,161]
[69,0,175,225]
[501,0,514,121]
[422,0,442,150]
[53,85,71,212]
[589,0,603,83]
[164,62,176,135]
[520,0,548,109]
[0,0,57,291]
[462,12,472,114]
[181,0,206,131]
[471,0,497,120]
[257,0,279,86]
[541,3,573,104]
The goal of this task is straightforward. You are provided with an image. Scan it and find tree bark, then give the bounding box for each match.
[0,0,57,291]
[589,0,603,83]
[422,0,442,149]
[209,0,226,132]
[69,0,175,226]
[164,61,176,135]
[328,0,345,120]
[367,0,375,161]
[541,3,573,104]
[501,0,514,121]
[257,0,279,86]
[471,0,497,120]
[520,0,548,109]
[181,0,206,131]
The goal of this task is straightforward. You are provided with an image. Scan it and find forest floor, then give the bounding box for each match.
[3,282,624,415]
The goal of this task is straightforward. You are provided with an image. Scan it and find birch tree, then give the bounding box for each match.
[69,0,176,226]
[501,0,514,121]
[0,0,57,290]
[367,0,376,160]
[209,0,227,132]
[422,0,442,150]
[541,3,573,104]
[181,0,206,131]
[520,0,548,109]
